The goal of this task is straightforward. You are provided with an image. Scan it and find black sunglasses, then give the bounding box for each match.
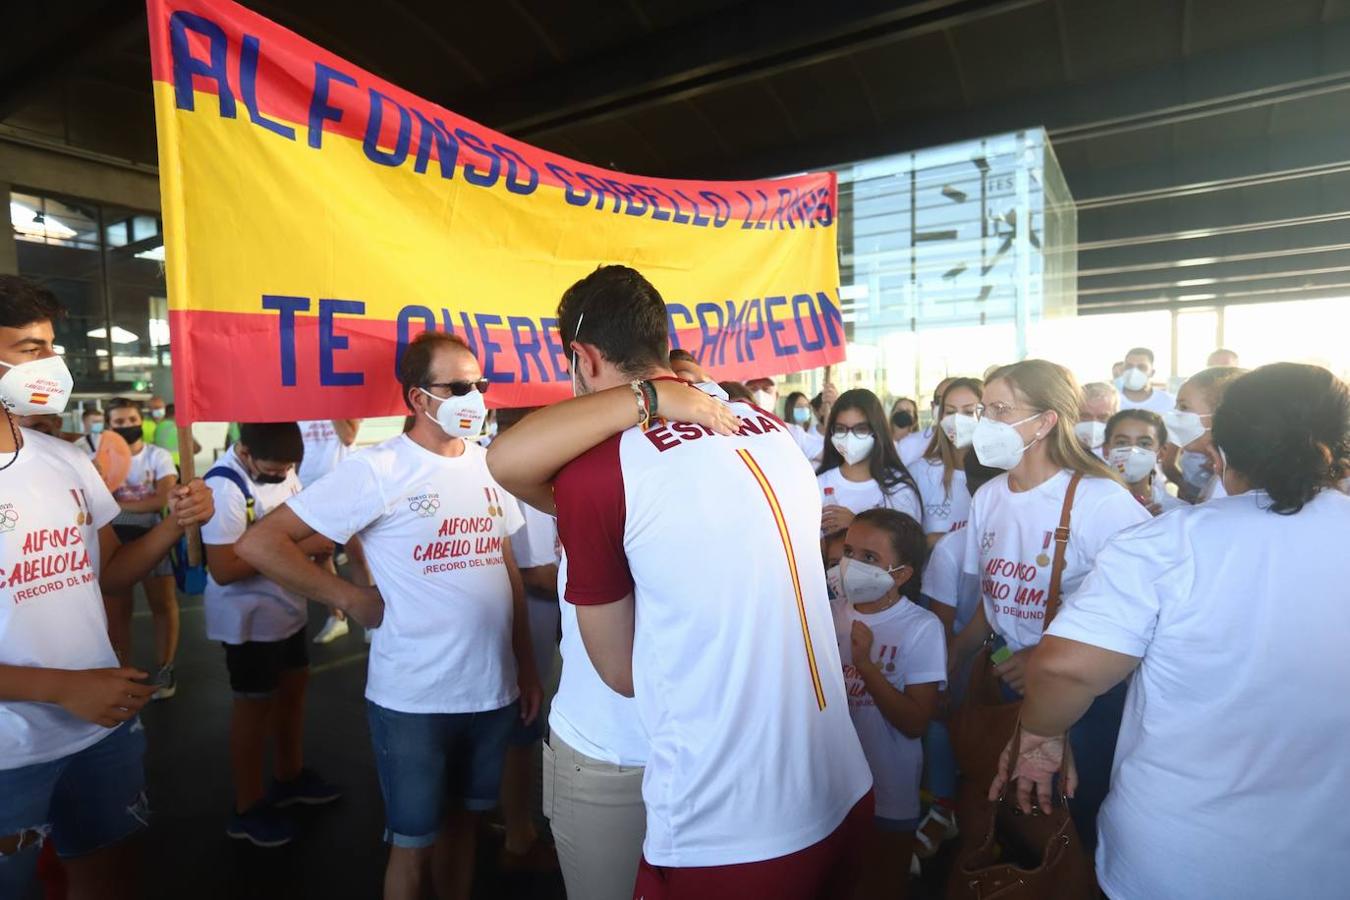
[424,379,490,397]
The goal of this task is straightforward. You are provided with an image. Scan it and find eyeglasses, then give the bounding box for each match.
[975,402,1042,423]
[423,379,490,397]
[831,423,874,438]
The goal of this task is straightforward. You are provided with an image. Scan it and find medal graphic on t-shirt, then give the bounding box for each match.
[880,644,897,673]
[1036,530,1052,567]
[70,488,88,525]
[484,487,501,518]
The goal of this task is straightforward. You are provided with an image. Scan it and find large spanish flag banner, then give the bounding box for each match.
[147,0,844,420]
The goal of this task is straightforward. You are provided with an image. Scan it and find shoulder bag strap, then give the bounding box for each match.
[1042,471,1083,629]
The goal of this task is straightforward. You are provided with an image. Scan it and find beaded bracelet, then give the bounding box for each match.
[629,380,650,429]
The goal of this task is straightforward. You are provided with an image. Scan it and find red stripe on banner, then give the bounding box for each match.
[144,0,836,225]
[169,307,844,421]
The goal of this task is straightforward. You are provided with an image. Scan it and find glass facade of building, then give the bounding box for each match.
[8,188,169,396]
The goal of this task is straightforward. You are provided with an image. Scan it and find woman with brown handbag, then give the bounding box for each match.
[947,360,1149,857]
[990,363,1350,900]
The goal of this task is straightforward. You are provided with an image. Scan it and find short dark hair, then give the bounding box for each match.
[1104,409,1167,447]
[1212,363,1350,515]
[851,508,927,603]
[720,380,754,402]
[557,265,669,377]
[164,403,176,417]
[0,275,65,329]
[668,348,697,365]
[397,331,473,412]
[81,407,103,420]
[1125,347,1154,364]
[238,422,304,464]
[106,397,140,415]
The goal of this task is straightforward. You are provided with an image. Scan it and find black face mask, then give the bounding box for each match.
[253,472,287,485]
[113,425,144,445]
[891,411,915,430]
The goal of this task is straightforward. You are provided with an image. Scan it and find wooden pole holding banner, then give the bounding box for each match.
[178,422,202,566]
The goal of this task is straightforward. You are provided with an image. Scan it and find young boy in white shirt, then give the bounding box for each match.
[202,422,341,848]
[0,275,214,900]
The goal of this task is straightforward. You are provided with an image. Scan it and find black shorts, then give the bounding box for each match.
[222,628,309,697]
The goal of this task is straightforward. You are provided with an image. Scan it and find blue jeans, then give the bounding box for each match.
[366,700,517,849]
[0,719,148,898]
[1001,680,1127,855]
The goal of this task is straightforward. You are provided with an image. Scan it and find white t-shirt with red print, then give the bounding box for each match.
[288,436,524,714]
[837,599,946,821]
[553,396,872,868]
[962,470,1150,652]
[112,443,175,529]
[0,429,121,768]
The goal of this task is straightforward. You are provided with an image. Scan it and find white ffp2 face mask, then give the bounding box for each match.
[751,389,775,410]
[1162,409,1208,449]
[1109,446,1157,483]
[839,557,904,605]
[1122,367,1150,391]
[0,355,73,416]
[972,413,1042,470]
[941,413,978,449]
[1074,420,1106,450]
[832,432,875,465]
[420,387,487,438]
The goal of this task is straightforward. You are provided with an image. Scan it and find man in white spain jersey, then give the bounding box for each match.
[490,265,872,899]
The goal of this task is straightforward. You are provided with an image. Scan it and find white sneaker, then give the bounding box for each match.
[313,615,349,644]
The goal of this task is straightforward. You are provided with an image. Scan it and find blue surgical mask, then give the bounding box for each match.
[89,421,104,434]
[792,406,811,425]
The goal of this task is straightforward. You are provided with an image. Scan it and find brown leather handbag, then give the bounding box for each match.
[946,472,1097,899]
[946,722,1097,900]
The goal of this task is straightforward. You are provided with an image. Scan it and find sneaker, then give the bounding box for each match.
[151,664,177,701]
[312,615,349,645]
[914,803,958,859]
[226,804,294,847]
[268,768,342,808]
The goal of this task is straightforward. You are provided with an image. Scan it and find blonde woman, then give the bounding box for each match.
[949,360,1149,853]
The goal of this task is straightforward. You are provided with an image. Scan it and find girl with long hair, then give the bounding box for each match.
[818,389,922,534]
[912,378,982,546]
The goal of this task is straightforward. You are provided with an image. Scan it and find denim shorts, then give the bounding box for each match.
[0,719,148,896]
[366,700,517,848]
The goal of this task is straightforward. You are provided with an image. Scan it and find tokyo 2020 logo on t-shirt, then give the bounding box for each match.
[408,491,442,518]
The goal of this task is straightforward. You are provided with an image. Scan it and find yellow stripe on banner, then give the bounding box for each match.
[152,82,839,320]
[736,448,827,711]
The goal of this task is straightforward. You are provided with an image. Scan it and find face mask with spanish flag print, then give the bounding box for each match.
[420,386,487,439]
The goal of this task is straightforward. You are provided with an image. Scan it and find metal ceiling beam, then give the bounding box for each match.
[453,0,1043,138]
[659,16,1350,180]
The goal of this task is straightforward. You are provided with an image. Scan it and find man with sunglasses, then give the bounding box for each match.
[237,332,542,900]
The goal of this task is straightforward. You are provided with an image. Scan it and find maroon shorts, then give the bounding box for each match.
[633,791,874,900]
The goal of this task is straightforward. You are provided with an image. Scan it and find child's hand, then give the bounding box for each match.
[822,505,855,534]
[850,620,874,664]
